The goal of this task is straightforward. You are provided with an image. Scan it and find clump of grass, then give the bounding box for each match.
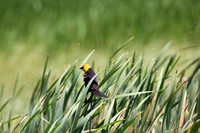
[0,41,200,132]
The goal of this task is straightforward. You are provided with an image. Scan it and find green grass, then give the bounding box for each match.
[0,42,200,132]
[0,0,200,52]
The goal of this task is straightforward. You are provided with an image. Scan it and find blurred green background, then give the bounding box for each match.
[0,0,200,115]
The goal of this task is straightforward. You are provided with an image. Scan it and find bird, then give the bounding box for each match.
[79,64,108,104]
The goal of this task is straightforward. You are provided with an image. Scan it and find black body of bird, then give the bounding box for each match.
[80,64,108,104]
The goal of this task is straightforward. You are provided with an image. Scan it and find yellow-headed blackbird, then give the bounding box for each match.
[80,64,108,103]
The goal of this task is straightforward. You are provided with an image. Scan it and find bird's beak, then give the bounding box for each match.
[79,67,83,69]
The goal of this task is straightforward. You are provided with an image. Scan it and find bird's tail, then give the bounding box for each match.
[92,85,108,98]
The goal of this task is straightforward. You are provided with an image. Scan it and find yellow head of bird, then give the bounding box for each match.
[79,64,91,72]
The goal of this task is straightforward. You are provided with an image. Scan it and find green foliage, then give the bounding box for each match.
[0,42,200,132]
[0,0,200,51]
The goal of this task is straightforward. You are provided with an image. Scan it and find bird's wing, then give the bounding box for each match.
[91,84,108,98]
[87,68,98,84]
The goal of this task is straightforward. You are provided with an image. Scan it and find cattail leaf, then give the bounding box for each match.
[71,72,99,132]
[109,36,134,61]
[103,98,115,131]
[116,114,140,133]
[83,119,124,133]
[74,103,102,131]
[64,50,95,111]
[0,99,11,113]
[99,52,127,89]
